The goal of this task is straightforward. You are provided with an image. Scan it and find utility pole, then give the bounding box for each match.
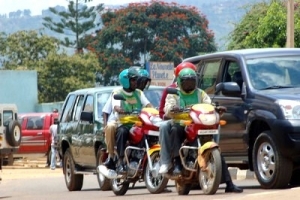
[286,0,294,48]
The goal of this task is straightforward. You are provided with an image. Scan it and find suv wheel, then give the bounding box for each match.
[252,131,293,189]
[96,147,111,191]
[64,149,83,191]
[6,120,22,147]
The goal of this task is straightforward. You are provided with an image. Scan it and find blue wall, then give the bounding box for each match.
[0,70,38,113]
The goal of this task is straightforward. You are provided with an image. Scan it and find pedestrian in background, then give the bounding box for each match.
[49,119,58,170]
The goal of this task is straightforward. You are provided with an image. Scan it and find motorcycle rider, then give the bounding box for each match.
[102,67,151,170]
[159,62,196,119]
[159,66,243,193]
[111,68,153,173]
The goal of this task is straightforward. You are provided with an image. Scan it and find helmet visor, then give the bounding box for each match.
[181,76,196,93]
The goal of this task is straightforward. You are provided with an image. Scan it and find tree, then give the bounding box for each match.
[42,0,104,52]
[227,0,300,49]
[38,51,102,102]
[87,0,216,85]
[0,30,59,69]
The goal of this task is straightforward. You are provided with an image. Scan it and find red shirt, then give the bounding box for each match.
[159,83,177,119]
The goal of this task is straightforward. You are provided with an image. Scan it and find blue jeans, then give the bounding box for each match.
[159,120,172,165]
[50,145,57,169]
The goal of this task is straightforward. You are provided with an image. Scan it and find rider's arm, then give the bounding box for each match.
[200,90,212,104]
[164,94,178,118]
[102,94,113,127]
[140,91,153,108]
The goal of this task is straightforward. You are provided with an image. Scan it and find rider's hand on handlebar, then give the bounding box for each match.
[115,106,125,114]
[171,105,180,112]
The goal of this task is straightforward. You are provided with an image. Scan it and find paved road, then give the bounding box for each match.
[1,168,299,200]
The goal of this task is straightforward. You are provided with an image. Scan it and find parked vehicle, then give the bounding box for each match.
[0,104,22,169]
[183,48,300,189]
[57,86,164,191]
[99,94,168,195]
[18,111,59,165]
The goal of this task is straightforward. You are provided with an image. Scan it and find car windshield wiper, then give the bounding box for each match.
[260,85,295,90]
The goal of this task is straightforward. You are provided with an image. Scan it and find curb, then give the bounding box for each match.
[228,167,256,180]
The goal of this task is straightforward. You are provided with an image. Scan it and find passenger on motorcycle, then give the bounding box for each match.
[102,67,151,171]
[111,68,153,173]
[159,66,243,193]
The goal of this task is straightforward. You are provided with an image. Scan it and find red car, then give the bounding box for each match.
[17,111,59,165]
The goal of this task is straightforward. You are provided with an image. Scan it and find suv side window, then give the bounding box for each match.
[61,94,76,123]
[3,111,13,126]
[74,95,85,121]
[223,60,243,90]
[199,59,222,94]
[83,95,94,112]
[96,92,111,118]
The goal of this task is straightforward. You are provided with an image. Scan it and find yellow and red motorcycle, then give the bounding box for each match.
[163,88,226,195]
[98,94,168,195]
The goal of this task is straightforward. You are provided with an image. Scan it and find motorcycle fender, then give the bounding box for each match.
[148,144,161,155]
[197,142,219,170]
[199,141,219,155]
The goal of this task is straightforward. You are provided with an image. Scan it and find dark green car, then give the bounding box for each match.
[57,86,164,191]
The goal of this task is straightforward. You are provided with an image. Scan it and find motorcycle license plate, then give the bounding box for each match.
[197,129,219,135]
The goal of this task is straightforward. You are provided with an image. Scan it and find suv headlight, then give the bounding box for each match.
[276,100,300,119]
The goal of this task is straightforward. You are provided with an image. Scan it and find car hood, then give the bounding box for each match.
[256,87,300,101]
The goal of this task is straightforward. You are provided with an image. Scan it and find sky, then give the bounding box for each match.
[0,0,148,16]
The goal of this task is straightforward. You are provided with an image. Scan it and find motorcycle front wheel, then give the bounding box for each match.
[198,147,222,195]
[144,151,169,194]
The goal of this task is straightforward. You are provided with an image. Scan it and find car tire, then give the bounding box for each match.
[252,131,293,189]
[96,147,111,191]
[6,120,22,147]
[63,149,83,191]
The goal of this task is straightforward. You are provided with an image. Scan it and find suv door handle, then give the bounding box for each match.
[37,132,43,135]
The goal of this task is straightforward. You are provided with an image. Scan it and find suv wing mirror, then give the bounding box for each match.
[80,112,93,122]
[215,82,241,97]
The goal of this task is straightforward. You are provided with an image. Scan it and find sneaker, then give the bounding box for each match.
[159,164,171,174]
[116,159,126,174]
[172,157,182,175]
[103,157,116,170]
[50,167,55,170]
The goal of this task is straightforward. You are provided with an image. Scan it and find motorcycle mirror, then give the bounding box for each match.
[113,94,125,101]
[166,88,178,95]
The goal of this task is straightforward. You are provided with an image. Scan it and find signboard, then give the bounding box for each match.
[146,62,174,87]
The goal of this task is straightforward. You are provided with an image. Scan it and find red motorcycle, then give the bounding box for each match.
[98,94,168,196]
[163,88,226,195]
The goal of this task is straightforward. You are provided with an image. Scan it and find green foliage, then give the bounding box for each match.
[227,0,300,49]
[87,0,217,85]
[38,51,101,102]
[42,0,104,51]
[0,30,59,69]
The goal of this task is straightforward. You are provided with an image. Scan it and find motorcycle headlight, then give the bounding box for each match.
[276,100,300,119]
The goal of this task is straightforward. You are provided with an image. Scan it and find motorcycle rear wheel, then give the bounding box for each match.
[144,151,169,194]
[199,148,222,195]
[110,178,130,196]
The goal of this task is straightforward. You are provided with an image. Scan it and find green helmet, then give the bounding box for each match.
[177,68,197,93]
[129,66,151,91]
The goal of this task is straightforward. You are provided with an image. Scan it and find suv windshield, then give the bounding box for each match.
[246,56,300,90]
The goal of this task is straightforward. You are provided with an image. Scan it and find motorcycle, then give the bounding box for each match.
[98,94,168,196]
[163,87,226,195]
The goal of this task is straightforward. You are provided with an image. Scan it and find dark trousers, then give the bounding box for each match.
[171,123,186,157]
[116,125,130,158]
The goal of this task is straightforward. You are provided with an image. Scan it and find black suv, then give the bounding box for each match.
[183,48,300,189]
[57,86,164,191]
